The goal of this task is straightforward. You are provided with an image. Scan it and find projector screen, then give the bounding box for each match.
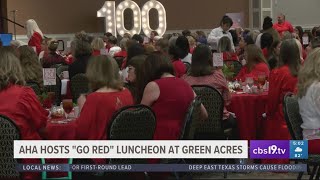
[0,34,13,46]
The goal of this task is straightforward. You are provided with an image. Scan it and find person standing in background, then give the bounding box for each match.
[207,15,235,52]
[273,13,294,37]
[262,16,280,43]
[26,19,44,55]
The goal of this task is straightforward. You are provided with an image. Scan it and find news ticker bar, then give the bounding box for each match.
[16,164,307,172]
[14,140,308,159]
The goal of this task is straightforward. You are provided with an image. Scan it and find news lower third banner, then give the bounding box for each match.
[16,164,307,173]
[14,140,248,159]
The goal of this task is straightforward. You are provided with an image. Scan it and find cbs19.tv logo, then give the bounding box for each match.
[250,140,308,159]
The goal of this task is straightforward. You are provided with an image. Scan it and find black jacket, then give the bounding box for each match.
[68,55,91,79]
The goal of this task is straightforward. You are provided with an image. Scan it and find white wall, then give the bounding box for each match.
[273,0,320,29]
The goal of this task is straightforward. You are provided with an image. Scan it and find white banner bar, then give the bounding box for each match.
[14,140,248,159]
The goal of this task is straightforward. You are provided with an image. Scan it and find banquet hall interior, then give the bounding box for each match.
[0,0,320,179]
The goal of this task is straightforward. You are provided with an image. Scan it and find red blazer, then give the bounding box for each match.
[235,62,270,81]
[28,32,43,55]
[0,85,48,179]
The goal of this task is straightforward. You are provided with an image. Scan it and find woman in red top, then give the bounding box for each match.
[0,48,48,179]
[26,19,44,55]
[235,44,270,81]
[237,35,255,61]
[263,39,301,164]
[136,52,207,140]
[273,13,294,37]
[218,36,239,61]
[76,55,134,141]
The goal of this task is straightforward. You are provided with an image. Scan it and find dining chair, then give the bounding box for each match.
[70,73,89,103]
[107,104,156,180]
[191,85,231,179]
[56,65,69,77]
[168,96,202,180]
[107,104,156,144]
[191,85,226,139]
[26,82,41,96]
[180,96,202,140]
[50,63,63,69]
[224,60,242,78]
[0,115,21,179]
[283,93,320,180]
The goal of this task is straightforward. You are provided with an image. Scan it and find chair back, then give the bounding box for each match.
[183,62,191,74]
[224,60,242,77]
[26,82,41,96]
[192,85,224,139]
[283,93,303,140]
[56,65,69,77]
[114,56,125,69]
[50,63,63,69]
[0,115,20,178]
[70,73,89,103]
[107,105,156,164]
[180,96,202,140]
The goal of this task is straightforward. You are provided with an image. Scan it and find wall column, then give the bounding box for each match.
[0,0,8,33]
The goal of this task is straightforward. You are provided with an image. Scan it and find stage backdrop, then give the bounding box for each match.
[6,0,249,35]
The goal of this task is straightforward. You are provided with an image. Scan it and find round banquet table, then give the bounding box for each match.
[45,119,77,140]
[226,91,268,140]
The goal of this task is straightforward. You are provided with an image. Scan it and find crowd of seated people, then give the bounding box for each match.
[1,15,320,180]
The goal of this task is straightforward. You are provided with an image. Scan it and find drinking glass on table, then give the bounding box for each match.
[47,92,56,106]
[245,77,254,88]
[62,99,73,121]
